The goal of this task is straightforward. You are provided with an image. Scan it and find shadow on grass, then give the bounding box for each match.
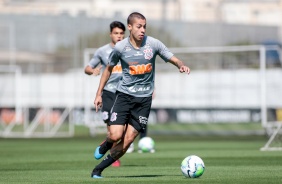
[125,175,164,178]
[122,164,147,167]
[112,174,171,178]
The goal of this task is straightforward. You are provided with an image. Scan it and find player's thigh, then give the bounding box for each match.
[109,92,132,125]
[108,124,125,141]
[130,96,152,132]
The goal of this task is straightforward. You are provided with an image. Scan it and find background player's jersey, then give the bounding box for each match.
[109,36,174,97]
[88,44,122,93]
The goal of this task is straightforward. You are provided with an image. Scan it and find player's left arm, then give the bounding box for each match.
[155,38,190,74]
[168,56,190,74]
[94,47,120,112]
[94,65,114,112]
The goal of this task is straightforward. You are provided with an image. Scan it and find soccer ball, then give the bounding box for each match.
[138,137,155,153]
[181,155,205,178]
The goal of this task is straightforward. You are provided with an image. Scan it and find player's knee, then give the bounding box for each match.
[108,132,123,142]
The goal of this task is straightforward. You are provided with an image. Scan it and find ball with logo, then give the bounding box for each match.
[181,155,205,178]
[138,137,155,153]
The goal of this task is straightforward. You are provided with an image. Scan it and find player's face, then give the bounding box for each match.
[110,27,125,45]
[128,18,146,42]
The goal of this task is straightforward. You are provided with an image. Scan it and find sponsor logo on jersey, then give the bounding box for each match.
[112,65,122,73]
[110,112,117,122]
[124,46,131,52]
[144,43,151,48]
[143,48,153,60]
[106,83,116,89]
[128,86,150,93]
[134,51,143,56]
[128,61,139,65]
[129,63,152,75]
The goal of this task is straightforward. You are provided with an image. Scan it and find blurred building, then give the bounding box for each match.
[0,0,281,26]
[0,0,281,73]
[0,0,281,123]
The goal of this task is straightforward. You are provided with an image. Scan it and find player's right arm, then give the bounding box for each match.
[84,65,103,76]
[94,65,114,112]
[84,49,102,76]
[94,45,121,111]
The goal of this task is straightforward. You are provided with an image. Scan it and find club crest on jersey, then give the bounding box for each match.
[143,48,153,60]
[110,112,117,122]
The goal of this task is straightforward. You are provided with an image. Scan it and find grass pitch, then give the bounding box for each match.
[0,126,282,184]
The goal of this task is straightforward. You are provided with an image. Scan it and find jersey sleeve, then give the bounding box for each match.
[155,39,174,62]
[88,49,102,68]
[108,48,121,66]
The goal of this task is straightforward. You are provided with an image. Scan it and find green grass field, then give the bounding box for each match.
[1,124,282,184]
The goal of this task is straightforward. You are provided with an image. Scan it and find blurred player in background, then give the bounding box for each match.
[91,12,190,178]
[84,21,125,167]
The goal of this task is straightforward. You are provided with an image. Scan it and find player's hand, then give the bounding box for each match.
[179,65,190,74]
[92,65,103,76]
[94,95,102,112]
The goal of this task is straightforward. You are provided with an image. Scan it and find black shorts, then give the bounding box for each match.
[109,91,152,133]
[101,90,116,123]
